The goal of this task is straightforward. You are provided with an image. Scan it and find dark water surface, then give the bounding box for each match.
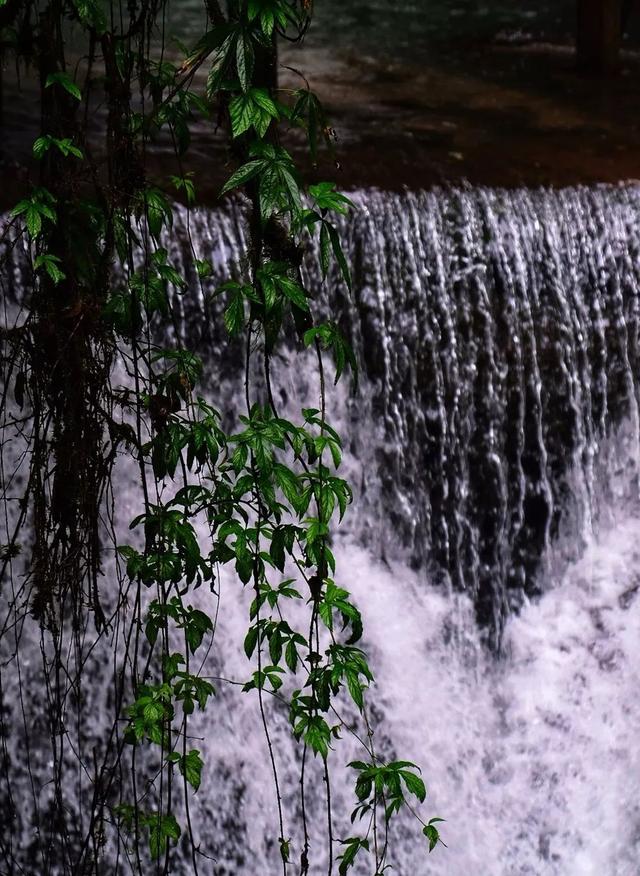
[169,1,582,54]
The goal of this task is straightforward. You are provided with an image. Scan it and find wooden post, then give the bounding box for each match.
[577,0,622,75]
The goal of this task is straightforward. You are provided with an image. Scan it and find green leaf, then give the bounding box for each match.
[309,182,355,215]
[34,253,65,284]
[423,823,441,853]
[251,87,278,116]
[279,837,290,864]
[205,31,237,97]
[285,638,299,672]
[400,769,426,803]
[180,749,203,792]
[345,669,363,711]
[244,625,259,659]
[278,276,309,311]
[229,93,256,138]
[185,608,213,654]
[45,71,82,101]
[32,136,51,159]
[25,206,42,238]
[305,715,331,759]
[273,463,301,510]
[195,258,212,278]
[236,31,254,92]
[170,173,196,203]
[72,0,107,32]
[319,221,331,277]
[327,223,352,290]
[280,167,302,215]
[269,627,282,665]
[145,188,173,239]
[337,837,369,875]
[148,813,181,859]
[258,165,281,218]
[229,89,278,138]
[220,159,264,196]
[224,293,245,335]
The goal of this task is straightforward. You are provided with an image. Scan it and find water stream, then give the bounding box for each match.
[2,184,640,874]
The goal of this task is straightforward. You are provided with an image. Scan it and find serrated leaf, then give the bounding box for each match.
[224,293,245,335]
[220,159,264,196]
[236,31,254,92]
[25,206,42,238]
[180,749,203,792]
[273,463,301,510]
[345,669,363,711]
[229,93,255,138]
[280,167,302,214]
[33,136,50,159]
[258,165,281,218]
[401,769,426,803]
[251,88,278,115]
[278,276,309,311]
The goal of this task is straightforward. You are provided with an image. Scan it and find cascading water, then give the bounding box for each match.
[160,184,640,639]
[2,185,640,875]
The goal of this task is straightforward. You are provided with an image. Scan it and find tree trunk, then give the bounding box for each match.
[577,0,622,75]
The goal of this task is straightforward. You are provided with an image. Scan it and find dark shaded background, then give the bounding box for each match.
[3,0,640,200]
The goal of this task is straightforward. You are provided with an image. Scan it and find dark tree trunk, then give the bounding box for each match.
[577,0,622,75]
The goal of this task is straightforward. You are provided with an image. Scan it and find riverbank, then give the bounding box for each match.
[2,27,640,205]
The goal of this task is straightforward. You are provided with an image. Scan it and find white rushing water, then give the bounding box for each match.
[334,517,640,876]
[113,465,640,876]
[2,185,640,874]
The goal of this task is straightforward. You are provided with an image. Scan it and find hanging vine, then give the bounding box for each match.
[0,0,444,872]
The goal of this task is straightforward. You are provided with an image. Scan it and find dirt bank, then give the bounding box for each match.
[2,31,640,205]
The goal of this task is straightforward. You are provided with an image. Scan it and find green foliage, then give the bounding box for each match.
[10,188,56,238]
[229,88,279,138]
[115,806,181,859]
[4,0,444,871]
[337,836,369,875]
[179,748,204,791]
[290,88,334,162]
[424,817,447,852]
[33,135,83,159]
[147,812,181,859]
[45,71,82,101]
[34,253,65,284]
[304,322,358,385]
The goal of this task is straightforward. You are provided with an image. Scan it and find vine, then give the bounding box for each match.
[0,0,444,872]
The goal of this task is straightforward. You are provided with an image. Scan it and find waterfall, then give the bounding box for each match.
[158,184,640,640]
[2,184,640,874]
